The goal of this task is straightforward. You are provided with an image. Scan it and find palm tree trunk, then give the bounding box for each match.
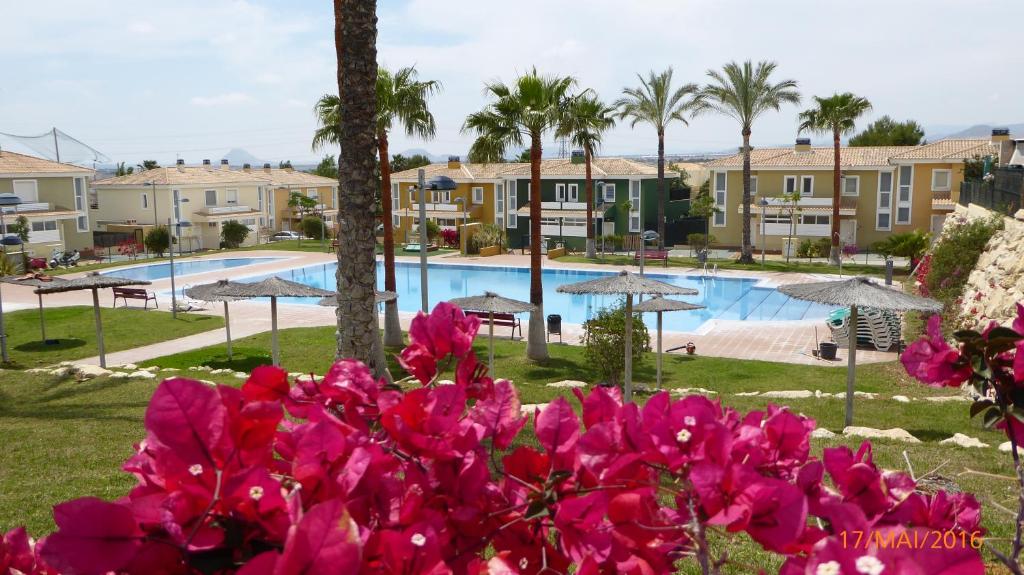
[584,147,596,259]
[829,130,842,265]
[334,0,388,379]
[738,129,754,263]
[527,133,549,361]
[657,130,666,251]
[378,133,403,347]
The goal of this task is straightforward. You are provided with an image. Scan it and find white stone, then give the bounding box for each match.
[520,403,547,414]
[49,366,74,377]
[139,365,159,372]
[672,387,718,395]
[129,370,157,379]
[233,372,248,379]
[924,395,969,403]
[547,380,587,389]
[811,428,837,439]
[188,366,212,372]
[760,390,814,399]
[852,391,877,399]
[288,372,304,378]
[198,379,217,386]
[26,368,50,374]
[843,426,921,443]
[75,365,112,380]
[939,433,989,449]
[109,372,132,379]
[210,368,233,375]
[999,441,1024,454]
[734,391,760,397]
[114,363,138,370]
[437,379,455,386]
[892,395,911,403]
[161,367,179,372]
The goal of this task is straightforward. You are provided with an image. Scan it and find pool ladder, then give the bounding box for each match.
[701,262,718,278]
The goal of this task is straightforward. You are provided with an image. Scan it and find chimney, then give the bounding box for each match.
[202,159,211,169]
[284,163,294,173]
[243,163,251,172]
[263,163,272,174]
[794,138,812,153]
[220,158,230,170]
[570,150,585,164]
[993,128,1013,164]
[1010,139,1024,167]
[176,158,185,172]
[447,155,461,169]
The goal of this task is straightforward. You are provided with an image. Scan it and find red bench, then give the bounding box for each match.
[466,311,522,339]
[634,250,669,266]
[112,287,158,309]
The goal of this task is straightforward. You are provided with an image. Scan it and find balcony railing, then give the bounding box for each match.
[541,201,588,210]
[1,202,52,213]
[200,205,253,215]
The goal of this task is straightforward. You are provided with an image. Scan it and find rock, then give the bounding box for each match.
[671,387,718,395]
[109,372,132,379]
[233,372,248,379]
[188,366,212,372]
[734,391,760,397]
[939,433,989,449]
[75,365,112,380]
[843,426,921,444]
[129,370,157,379]
[210,368,234,375]
[999,442,1024,454]
[760,390,813,399]
[547,380,587,389]
[892,395,911,403]
[925,396,969,403]
[161,367,179,372]
[139,365,159,372]
[288,372,304,379]
[852,391,877,399]
[811,428,837,439]
[437,379,455,386]
[26,368,50,374]
[49,366,74,378]
[520,403,547,414]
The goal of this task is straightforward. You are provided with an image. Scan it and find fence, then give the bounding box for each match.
[959,168,1023,213]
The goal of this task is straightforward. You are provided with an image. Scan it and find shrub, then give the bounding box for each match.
[220,220,250,248]
[796,238,814,258]
[582,303,651,387]
[144,225,170,257]
[812,237,831,258]
[687,233,716,251]
[439,228,459,248]
[425,219,441,242]
[872,230,930,266]
[924,214,1002,311]
[472,223,505,250]
[300,215,325,240]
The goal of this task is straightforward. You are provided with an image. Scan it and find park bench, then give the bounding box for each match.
[634,249,670,267]
[466,311,522,339]
[112,287,158,309]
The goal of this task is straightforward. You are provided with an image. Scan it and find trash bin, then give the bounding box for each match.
[818,342,838,360]
[547,314,562,342]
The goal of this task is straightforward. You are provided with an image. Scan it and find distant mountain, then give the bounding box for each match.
[223,148,265,166]
[939,123,1024,139]
[395,148,452,162]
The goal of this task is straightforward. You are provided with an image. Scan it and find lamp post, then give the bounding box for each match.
[454,197,466,254]
[0,193,24,363]
[167,194,190,319]
[410,173,458,312]
[759,196,769,266]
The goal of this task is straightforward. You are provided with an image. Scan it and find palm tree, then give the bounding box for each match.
[333,0,384,375]
[556,91,616,259]
[615,69,698,251]
[463,68,577,361]
[692,61,800,263]
[797,93,873,264]
[314,67,440,348]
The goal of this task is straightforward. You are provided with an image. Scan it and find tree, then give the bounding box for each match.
[301,215,326,240]
[314,66,440,349]
[688,191,719,253]
[557,91,616,259]
[311,155,338,179]
[278,160,293,170]
[9,215,30,243]
[389,153,431,173]
[848,115,924,146]
[514,149,531,163]
[144,225,170,257]
[114,162,134,177]
[582,303,651,387]
[692,61,800,264]
[333,0,385,377]
[615,69,698,251]
[463,68,577,361]
[220,220,250,248]
[288,192,318,246]
[797,93,873,264]
[138,160,160,171]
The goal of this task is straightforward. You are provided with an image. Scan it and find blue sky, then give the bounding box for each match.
[2,0,1021,165]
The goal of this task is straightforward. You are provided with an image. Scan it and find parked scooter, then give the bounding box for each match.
[48,249,80,269]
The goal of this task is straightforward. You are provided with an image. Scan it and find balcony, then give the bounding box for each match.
[541,201,588,210]
[741,196,858,216]
[198,204,253,215]
[1,202,53,213]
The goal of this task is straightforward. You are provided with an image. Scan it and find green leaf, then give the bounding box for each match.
[524,499,549,521]
[970,399,995,418]
[954,329,982,342]
[983,407,1004,429]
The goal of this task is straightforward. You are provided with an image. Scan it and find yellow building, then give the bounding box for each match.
[703,133,1010,252]
[243,164,338,233]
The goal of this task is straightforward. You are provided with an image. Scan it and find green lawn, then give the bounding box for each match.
[1,306,223,369]
[556,254,912,280]
[1,327,1017,572]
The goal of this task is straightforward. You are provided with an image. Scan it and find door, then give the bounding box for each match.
[930,214,946,238]
[602,221,615,235]
[839,219,857,246]
[568,184,579,202]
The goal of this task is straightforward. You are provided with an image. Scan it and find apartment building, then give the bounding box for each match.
[244,164,338,232]
[0,149,94,255]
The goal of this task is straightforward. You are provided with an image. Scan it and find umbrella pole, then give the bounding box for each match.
[846,304,857,428]
[224,301,232,361]
[92,288,105,368]
[656,311,663,389]
[38,293,46,342]
[624,294,633,402]
[488,311,495,374]
[270,296,279,367]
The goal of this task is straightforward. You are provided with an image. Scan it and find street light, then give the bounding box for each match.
[0,193,23,363]
[167,193,190,319]
[453,197,467,254]
[759,196,769,266]
[409,173,457,312]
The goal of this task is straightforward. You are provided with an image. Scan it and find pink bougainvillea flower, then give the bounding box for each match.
[535,397,581,472]
[1013,302,1024,336]
[900,315,972,387]
[1015,340,1024,384]
[469,379,526,450]
[275,499,361,574]
[399,342,440,385]
[1,526,47,575]
[241,365,290,402]
[408,302,481,360]
[39,497,144,574]
[996,412,1024,446]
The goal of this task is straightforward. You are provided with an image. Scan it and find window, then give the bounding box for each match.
[784,176,797,195]
[713,172,726,227]
[842,176,860,196]
[472,187,483,204]
[226,189,239,204]
[801,214,830,225]
[205,189,217,207]
[555,183,566,202]
[629,180,642,232]
[436,190,450,203]
[507,181,517,229]
[876,171,893,231]
[603,183,616,203]
[12,180,39,203]
[801,175,814,196]
[749,176,758,195]
[763,214,789,225]
[141,193,149,209]
[306,188,318,202]
[74,178,88,231]
[391,183,400,228]
[409,188,417,204]
[31,221,44,232]
[173,189,182,223]
[931,169,952,191]
[257,187,264,211]
[494,185,505,229]
[896,166,913,224]
[567,183,579,202]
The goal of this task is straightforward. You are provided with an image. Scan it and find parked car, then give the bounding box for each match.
[270,231,302,242]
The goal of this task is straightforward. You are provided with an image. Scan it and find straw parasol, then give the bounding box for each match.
[558,271,698,401]
[779,276,942,427]
[448,291,536,373]
[633,296,705,389]
[185,280,244,360]
[34,273,152,367]
[0,275,70,344]
[317,290,397,307]
[211,277,333,366]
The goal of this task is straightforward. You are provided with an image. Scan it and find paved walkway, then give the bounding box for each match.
[2,249,900,368]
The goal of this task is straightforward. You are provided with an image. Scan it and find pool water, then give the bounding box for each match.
[248,262,837,333]
[101,257,283,281]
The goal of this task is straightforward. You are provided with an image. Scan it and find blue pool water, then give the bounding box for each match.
[102,257,283,281]
[242,262,837,333]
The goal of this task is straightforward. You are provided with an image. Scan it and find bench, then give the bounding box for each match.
[634,249,670,267]
[112,287,158,309]
[328,240,338,253]
[466,311,522,339]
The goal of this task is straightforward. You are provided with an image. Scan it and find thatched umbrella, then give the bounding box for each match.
[633,296,705,389]
[557,271,698,401]
[448,291,536,373]
[779,276,942,427]
[185,280,244,361]
[34,273,152,367]
[211,277,333,366]
[0,275,70,344]
[317,290,398,307]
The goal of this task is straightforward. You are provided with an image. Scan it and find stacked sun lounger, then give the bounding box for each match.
[827,308,901,352]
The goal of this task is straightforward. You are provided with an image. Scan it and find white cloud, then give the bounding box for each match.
[126,21,155,35]
[190,92,253,107]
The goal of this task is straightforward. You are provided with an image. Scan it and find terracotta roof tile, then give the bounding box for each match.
[93,166,270,186]
[391,157,665,180]
[0,151,95,175]
[889,139,999,160]
[705,138,1001,169]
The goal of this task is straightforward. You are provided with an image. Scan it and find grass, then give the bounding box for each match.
[0,306,223,369]
[556,253,912,280]
[1,327,1018,572]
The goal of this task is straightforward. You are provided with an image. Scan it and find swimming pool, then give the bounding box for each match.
[244,262,837,333]
[102,257,284,281]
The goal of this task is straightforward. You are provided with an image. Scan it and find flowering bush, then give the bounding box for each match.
[116,240,142,260]
[902,301,1024,572]
[440,228,459,249]
[2,303,985,574]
